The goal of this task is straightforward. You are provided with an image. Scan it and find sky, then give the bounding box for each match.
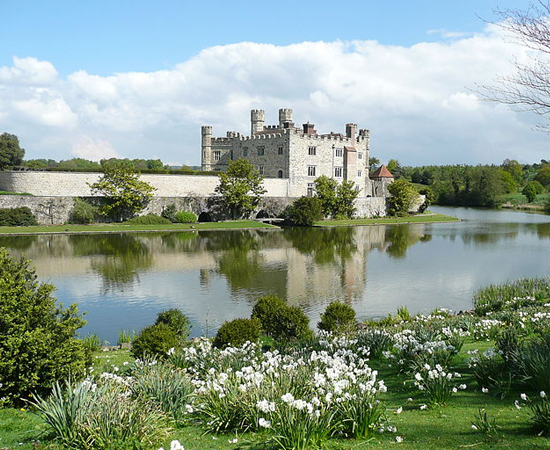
[0,0,548,167]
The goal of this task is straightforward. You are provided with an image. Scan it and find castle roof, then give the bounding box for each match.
[370,165,394,179]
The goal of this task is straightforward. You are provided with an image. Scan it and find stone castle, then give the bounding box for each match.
[202,108,388,198]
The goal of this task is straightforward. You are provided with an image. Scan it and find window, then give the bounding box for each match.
[277,169,283,178]
[278,146,283,155]
[335,148,343,157]
[308,146,317,156]
[307,165,316,176]
[213,151,221,161]
[307,183,315,197]
[358,152,363,159]
[357,170,362,177]
[334,167,343,177]
[257,147,265,156]
[243,147,248,157]
[259,165,264,175]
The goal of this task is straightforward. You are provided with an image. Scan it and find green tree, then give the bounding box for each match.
[387,178,417,217]
[0,133,25,169]
[314,175,338,217]
[0,248,86,405]
[387,159,403,178]
[282,196,324,226]
[535,166,550,187]
[215,158,266,219]
[335,180,359,219]
[501,159,523,184]
[88,160,156,221]
[523,180,545,202]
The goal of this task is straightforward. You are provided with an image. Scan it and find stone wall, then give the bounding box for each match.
[0,171,290,198]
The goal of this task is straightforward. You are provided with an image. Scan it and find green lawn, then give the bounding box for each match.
[0,220,277,235]
[315,212,459,227]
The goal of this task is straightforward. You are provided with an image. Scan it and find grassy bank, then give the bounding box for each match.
[315,212,459,227]
[0,220,277,235]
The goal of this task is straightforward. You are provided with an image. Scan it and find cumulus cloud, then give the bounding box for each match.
[0,25,548,165]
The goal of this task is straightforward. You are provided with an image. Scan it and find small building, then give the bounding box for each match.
[369,164,394,197]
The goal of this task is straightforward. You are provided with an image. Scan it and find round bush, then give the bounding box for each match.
[212,318,262,349]
[318,301,357,334]
[131,323,179,359]
[251,295,288,337]
[68,198,99,224]
[283,196,323,226]
[155,308,192,341]
[175,211,198,223]
[126,214,171,225]
[0,248,86,405]
[0,206,38,226]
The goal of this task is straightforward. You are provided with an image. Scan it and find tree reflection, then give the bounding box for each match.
[383,225,426,259]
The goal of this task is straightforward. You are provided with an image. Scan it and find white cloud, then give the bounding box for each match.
[71,135,120,161]
[0,24,548,165]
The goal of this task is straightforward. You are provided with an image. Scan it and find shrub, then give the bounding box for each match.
[251,295,288,337]
[131,323,180,359]
[0,206,38,226]
[155,308,192,341]
[318,301,356,334]
[212,318,262,349]
[511,335,550,392]
[175,211,198,223]
[126,213,172,225]
[0,248,86,405]
[282,196,323,226]
[387,178,417,217]
[161,203,178,222]
[68,198,99,224]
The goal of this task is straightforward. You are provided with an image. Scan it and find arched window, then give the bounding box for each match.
[277,170,283,178]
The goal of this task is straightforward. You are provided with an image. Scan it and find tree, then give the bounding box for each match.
[314,176,359,219]
[314,175,338,217]
[387,159,403,178]
[501,159,524,184]
[0,248,86,405]
[214,158,266,219]
[335,180,359,219]
[0,133,25,169]
[535,165,550,187]
[481,2,550,130]
[387,178,417,216]
[89,160,156,221]
[282,196,324,226]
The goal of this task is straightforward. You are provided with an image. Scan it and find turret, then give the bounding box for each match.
[251,109,265,135]
[279,108,294,128]
[346,123,357,143]
[201,125,212,171]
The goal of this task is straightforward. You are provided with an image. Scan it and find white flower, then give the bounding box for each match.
[170,440,184,450]
[396,406,403,414]
[459,384,467,390]
[482,387,489,394]
[407,397,413,402]
[228,438,238,444]
[420,404,428,410]
[541,391,547,398]
[520,393,528,401]
[514,400,522,410]
[258,417,271,428]
[396,436,403,443]
[281,393,294,403]
[414,373,423,381]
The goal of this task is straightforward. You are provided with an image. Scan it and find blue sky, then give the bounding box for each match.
[0,0,547,166]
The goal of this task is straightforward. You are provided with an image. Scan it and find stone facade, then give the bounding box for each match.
[202,108,374,197]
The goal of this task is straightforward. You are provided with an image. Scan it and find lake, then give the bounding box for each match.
[2,206,550,343]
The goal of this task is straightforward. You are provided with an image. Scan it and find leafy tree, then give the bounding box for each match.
[369,156,380,172]
[314,175,338,217]
[498,169,517,194]
[0,248,86,405]
[314,176,358,219]
[215,158,266,219]
[501,159,524,184]
[57,158,101,171]
[282,196,323,226]
[88,160,156,221]
[535,166,550,187]
[0,133,25,169]
[387,178,417,216]
[387,159,403,178]
[523,180,545,202]
[335,180,359,219]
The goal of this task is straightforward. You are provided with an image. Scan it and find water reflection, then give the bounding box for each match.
[0,206,549,342]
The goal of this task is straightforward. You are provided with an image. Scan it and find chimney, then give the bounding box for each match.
[303,123,316,136]
[346,123,357,143]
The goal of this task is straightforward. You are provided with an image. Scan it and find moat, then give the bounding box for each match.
[2,206,549,343]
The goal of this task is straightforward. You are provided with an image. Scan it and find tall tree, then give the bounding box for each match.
[215,158,266,219]
[88,160,156,221]
[481,2,550,130]
[0,133,25,169]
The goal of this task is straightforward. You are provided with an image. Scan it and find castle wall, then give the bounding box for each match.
[0,171,290,198]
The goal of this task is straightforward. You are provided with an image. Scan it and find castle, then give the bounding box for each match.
[201,108,385,198]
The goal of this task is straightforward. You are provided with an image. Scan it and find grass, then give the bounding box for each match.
[499,192,550,210]
[0,220,277,235]
[315,212,459,227]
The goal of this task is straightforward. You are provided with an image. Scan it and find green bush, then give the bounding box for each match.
[282,196,323,226]
[131,323,179,359]
[175,211,198,223]
[318,301,357,334]
[212,318,262,349]
[251,295,312,341]
[0,206,38,226]
[125,214,172,225]
[68,198,100,224]
[155,308,192,341]
[0,248,86,405]
[161,203,178,222]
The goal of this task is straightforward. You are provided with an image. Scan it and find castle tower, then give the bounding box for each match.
[251,109,265,135]
[201,125,212,171]
[346,123,357,143]
[278,108,293,128]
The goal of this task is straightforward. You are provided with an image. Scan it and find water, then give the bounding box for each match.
[1,206,549,343]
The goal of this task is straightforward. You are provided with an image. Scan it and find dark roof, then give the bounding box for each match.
[370,164,394,179]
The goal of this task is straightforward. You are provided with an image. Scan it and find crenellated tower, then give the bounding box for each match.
[251,109,265,135]
[201,125,212,171]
